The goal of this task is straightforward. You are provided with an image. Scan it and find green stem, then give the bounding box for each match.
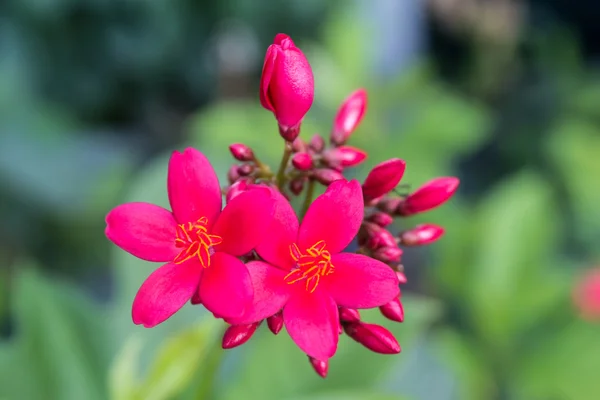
[275,141,293,190]
[300,179,315,218]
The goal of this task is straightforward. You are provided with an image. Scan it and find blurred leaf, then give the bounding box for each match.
[138,318,220,400]
[109,336,143,400]
[219,294,440,400]
[286,392,409,400]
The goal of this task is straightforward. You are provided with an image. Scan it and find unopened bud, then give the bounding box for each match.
[222,322,261,349]
[400,224,445,246]
[279,124,301,142]
[397,177,459,216]
[237,164,254,177]
[226,179,249,204]
[229,143,254,161]
[377,197,403,214]
[339,307,361,322]
[308,356,328,378]
[372,246,403,263]
[227,164,240,184]
[331,89,367,145]
[309,134,325,153]
[344,322,401,354]
[291,152,313,171]
[267,311,284,335]
[367,228,396,250]
[323,146,367,168]
[190,291,202,305]
[289,177,306,195]
[292,137,307,153]
[379,297,404,322]
[367,211,393,227]
[362,159,406,202]
[395,270,408,284]
[313,168,344,186]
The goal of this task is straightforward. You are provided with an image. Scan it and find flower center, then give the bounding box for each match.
[284,240,335,293]
[173,217,222,267]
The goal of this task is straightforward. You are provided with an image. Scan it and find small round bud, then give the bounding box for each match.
[267,311,284,335]
[367,211,394,227]
[289,177,306,195]
[222,322,261,349]
[379,297,404,323]
[339,307,361,323]
[237,164,254,177]
[309,134,325,153]
[308,357,328,378]
[229,143,254,161]
[313,168,344,186]
[227,164,240,184]
[291,152,313,171]
[400,224,445,246]
[372,246,403,263]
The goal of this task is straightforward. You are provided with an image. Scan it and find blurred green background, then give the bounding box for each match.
[1,0,599,399]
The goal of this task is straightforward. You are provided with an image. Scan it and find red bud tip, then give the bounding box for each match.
[323,146,367,168]
[398,177,459,216]
[291,152,313,171]
[308,357,329,378]
[573,268,600,321]
[237,164,254,177]
[227,164,240,184]
[313,168,344,186]
[225,179,250,204]
[279,124,301,142]
[190,291,202,305]
[400,224,445,246]
[395,271,408,284]
[229,143,254,161]
[339,307,361,322]
[344,322,401,354]
[367,211,394,227]
[372,246,403,263]
[309,134,325,153]
[260,34,314,131]
[331,89,367,145]
[362,159,406,202]
[379,297,404,322]
[267,311,284,335]
[222,322,261,349]
[289,177,306,195]
[291,137,307,153]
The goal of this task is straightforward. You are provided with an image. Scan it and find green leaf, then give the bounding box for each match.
[138,318,221,400]
[108,336,143,400]
[286,392,409,400]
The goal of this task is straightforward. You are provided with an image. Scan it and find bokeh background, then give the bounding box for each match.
[1,0,599,399]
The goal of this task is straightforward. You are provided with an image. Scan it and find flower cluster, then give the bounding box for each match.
[105,33,459,377]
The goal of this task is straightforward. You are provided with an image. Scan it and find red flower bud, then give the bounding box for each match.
[357,221,379,246]
[260,34,314,135]
[309,134,325,153]
[289,177,306,195]
[229,143,254,161]
[308,357,329,378]
[291,152,313,171]
[267,311,284,334]
[237,164,254,177]
[372,246,403,263]
[227,164,240,184]
[400,224,445,246]
[323,146,367,168]
[190,291,202,305]
[313,168,344,185]
[367,211,393,227]
[573,268,600,321]
[362,159,406,202]
[377,197,403,214]
[398,177,459,215]
[339,307,361,322]
[395,271,408,284]
[222,322,261,349]
[379,297,404,322]
[292,137,307,153]
[331,89,367,145]
[344,322,401,354]
[367,228,396,250]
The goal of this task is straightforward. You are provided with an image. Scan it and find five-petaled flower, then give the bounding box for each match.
[105,148,275,327]
[228,180,400,360]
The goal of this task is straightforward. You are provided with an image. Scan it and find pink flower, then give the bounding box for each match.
[398,177,459,215]
[260,33,314,140]
[228,180,400,360]
[331,89,368,145]
[105,148,275,327]
[362,159,406,203]
[573,268,600,321]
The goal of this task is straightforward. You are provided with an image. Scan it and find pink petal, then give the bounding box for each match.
[298,179,363,254]
[283,287,339,359]
[327,253,400,309]
[228,261,290,324]
[132,260,202,327]
[198,252,253,319]
[167,148,222,225]
[255,189,299,270]
[212,187,275,256]
[105,202,178,262]
[259,45,278,112]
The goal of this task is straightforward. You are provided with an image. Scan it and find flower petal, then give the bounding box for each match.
[283,287,339,359]
[298,179,363,254]
[259,45,278,112]
[168,148,222,225]
[105,202,178,262]
[227,261,291,325]
[132,260,202,327]
[212,187,275,256]
[327,253,399,309]
[198,252,253,319]
[255,189,298,270]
